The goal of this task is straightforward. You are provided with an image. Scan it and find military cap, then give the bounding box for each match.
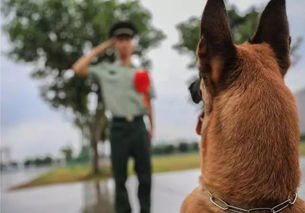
[109,22,137,38]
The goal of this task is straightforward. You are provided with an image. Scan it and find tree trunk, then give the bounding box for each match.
[91,139,100,174]
[90,104,107,175]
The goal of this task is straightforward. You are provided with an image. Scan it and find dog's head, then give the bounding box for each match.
[193,0,292,136]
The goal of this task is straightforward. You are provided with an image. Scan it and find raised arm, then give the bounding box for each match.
[72,39,115,77]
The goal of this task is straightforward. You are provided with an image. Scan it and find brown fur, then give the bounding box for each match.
[181,0,305,212]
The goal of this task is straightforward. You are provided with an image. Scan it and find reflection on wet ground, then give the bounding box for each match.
[1,158,305,213]
[82,181,115,213]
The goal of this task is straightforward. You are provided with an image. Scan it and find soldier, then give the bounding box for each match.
[72,22,155,213]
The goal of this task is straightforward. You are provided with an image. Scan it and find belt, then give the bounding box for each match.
[112,115,144,122]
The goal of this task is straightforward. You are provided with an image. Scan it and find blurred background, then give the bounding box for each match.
[1,0,304,213]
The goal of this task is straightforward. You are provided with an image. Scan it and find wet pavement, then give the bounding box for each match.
[1,158,305,213]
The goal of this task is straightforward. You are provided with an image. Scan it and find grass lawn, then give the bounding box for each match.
[10,165,112,190]
[12,143,305,190]
[11,153,200,190]
[300,141,305,156]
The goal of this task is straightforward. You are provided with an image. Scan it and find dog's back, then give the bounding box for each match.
[182,0,305,212]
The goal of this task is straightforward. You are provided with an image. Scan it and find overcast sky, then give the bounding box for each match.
[1,0,305,161]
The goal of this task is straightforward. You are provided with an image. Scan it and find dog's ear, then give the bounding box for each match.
[198,0,237,88]
[250,0,290,76]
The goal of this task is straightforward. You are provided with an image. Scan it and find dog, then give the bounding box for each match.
[182,0,305,212]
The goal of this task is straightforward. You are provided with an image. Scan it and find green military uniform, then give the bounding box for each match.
[89,61,155,213]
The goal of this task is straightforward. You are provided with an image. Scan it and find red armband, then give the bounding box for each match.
[134,70,151,107]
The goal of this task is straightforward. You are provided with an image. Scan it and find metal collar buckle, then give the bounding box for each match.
[126,115,134,122]
[207,190,298,213]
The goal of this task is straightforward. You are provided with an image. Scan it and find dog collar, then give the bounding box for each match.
[200,183,298,213]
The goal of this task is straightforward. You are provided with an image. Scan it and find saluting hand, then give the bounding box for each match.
[92,39,116,56]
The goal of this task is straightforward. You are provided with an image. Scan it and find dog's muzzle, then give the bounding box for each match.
[189,79,202,104]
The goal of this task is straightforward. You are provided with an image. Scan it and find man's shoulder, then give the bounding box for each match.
[131,64,148,73]
[89,62,112,75]
[93,61,112,69]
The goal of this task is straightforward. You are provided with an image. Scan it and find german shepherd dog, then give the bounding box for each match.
[182,0,305,212]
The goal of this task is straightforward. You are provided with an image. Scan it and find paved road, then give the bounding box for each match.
[1,158,305,213]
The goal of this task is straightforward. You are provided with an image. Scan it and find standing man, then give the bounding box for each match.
[72,22,155,213]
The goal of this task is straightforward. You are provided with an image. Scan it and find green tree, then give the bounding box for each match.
[76,145,92,163]
[177,142,189,153]
[2,0,165,174]
[190,141,199,151]
[24,159,34,167]
[174,5,301,68]
[61,146,74,163]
